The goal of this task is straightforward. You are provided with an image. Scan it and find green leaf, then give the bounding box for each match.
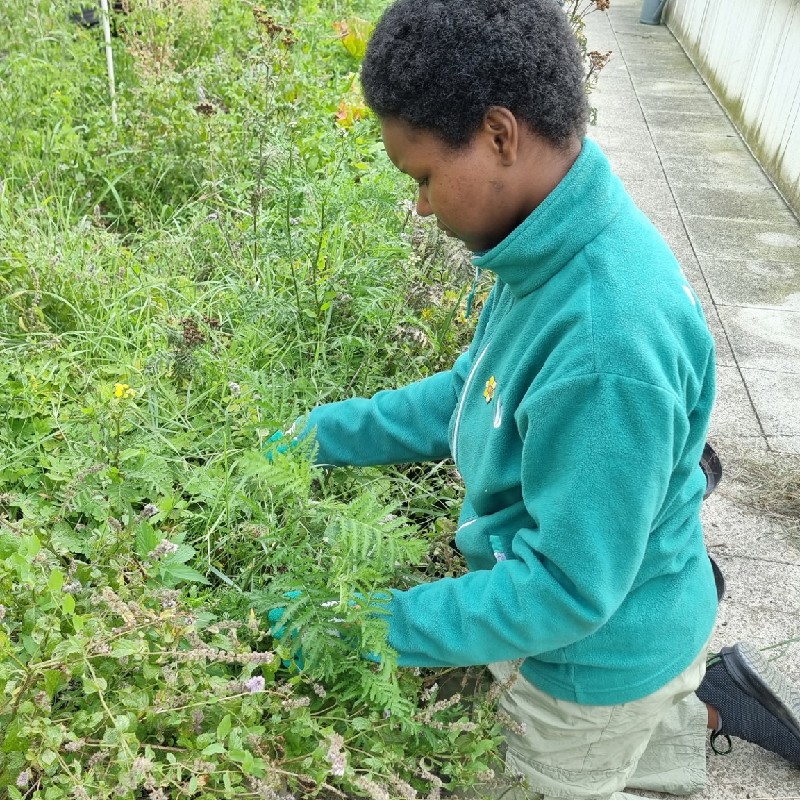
[169,544,195,564]
[217,713,232,741]
[61,594,75,615]
[82,674,107,695]
[47,568,64,592]
[160,562,209,586]
[26,534,41,559]
[44,669,68,696]
[135,522,159,558]
[208,565,241,591]
[114,715,130,732]
[0,529,20,558]
[201,742,226,756]
[50,523,89,556]
[111,640,144,658]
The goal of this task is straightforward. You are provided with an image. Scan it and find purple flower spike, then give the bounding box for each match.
[244,676,265,694]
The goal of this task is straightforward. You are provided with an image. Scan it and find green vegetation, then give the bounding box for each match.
[0,1,500,797]
[0,1,608,796]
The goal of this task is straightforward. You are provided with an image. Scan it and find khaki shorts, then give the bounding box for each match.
[488,645,709,800]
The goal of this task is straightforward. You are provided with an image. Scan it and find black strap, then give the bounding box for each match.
[701,442,723,500]
[710,731,733,755]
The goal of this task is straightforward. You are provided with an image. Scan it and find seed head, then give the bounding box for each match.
[148,540,179,561]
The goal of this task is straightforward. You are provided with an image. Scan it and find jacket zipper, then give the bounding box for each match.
[452,342,491,465]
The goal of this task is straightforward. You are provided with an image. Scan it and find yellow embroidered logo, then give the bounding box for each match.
[483,376,497,403]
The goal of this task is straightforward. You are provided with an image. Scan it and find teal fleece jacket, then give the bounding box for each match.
[302,138,718,705]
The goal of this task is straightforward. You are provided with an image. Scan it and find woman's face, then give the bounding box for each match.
[381,116,523,253]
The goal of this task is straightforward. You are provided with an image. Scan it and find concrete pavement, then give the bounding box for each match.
[584,1,800,797]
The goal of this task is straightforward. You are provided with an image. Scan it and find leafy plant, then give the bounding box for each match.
[0,0,609,796]
[0,446,503,797]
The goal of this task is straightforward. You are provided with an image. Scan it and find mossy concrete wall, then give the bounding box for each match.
[664,0,800,218]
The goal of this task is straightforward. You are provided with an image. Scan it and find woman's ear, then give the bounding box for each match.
[482,106,519,166]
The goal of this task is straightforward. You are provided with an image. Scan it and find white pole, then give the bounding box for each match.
[99,0,118,125]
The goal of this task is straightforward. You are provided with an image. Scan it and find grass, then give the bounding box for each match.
[0,1,502,796]
[726,448,800,540]
[0,1,614,796]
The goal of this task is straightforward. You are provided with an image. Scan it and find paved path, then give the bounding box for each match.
[585,2,800,797]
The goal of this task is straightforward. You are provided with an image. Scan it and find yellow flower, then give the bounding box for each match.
[113,383,136,399]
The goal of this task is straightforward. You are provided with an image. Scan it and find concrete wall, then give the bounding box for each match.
[664,0,800,217]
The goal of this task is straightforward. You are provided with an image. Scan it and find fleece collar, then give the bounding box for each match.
[473,137,625,299]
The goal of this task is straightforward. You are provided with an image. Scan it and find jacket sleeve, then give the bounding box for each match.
[384,372,688,667]
[302,355,471,466]
[299,281,500,467]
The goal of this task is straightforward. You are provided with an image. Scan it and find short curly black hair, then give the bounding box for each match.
[361,0,588,149]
